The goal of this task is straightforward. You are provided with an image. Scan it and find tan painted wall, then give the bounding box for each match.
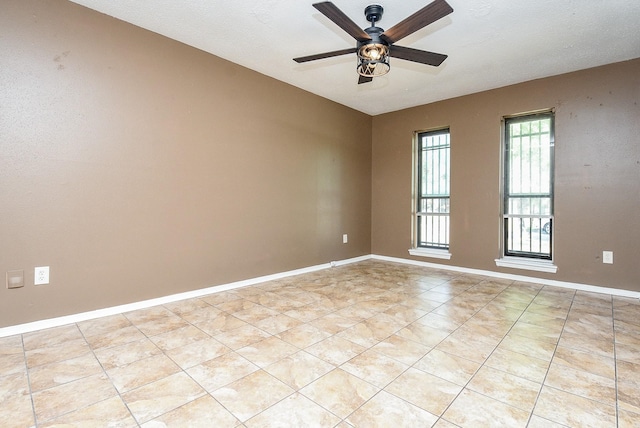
[372,59,640,292]
[2,1,638,328]
[0,0,372,327]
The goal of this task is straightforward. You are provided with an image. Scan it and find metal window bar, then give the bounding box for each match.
[417,197,450,248]
[504,215,553,259]
[417,130,450,249]
[504,114,554,260]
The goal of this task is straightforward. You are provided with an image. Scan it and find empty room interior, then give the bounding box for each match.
[1,0,639,427]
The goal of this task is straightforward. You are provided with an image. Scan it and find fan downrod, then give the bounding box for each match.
[364,4,383,25]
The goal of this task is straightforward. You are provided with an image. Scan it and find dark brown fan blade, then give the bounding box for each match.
[358,75,373,84]
[389,45,448,66]
[381,0,453,45]
[313,2,371,42]
[293,47,356,63]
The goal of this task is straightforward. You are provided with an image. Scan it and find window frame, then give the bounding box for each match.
[410,127,452,259]
[500,111,556,264]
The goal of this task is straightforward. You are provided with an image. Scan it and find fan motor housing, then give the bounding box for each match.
[359,26,387,49]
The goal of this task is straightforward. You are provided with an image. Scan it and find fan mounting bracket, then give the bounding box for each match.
[364,5,384,24]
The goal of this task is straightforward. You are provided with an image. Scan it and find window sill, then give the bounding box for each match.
[495,257,557,273]
[409,248,452,260]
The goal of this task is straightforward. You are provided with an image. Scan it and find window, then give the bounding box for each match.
[412,128,450,257]
[502,112,554,261]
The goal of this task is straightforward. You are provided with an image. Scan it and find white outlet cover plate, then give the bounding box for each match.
[602,251,613,264]
[34,266,50,285]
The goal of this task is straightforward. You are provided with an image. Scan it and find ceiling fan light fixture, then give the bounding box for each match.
[293,1,453,84]
[357,42,390,77]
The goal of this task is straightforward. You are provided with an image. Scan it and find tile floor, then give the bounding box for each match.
[1,260,639,427]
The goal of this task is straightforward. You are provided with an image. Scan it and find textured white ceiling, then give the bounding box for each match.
[68,0,640,115]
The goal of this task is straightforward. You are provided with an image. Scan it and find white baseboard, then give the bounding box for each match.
[0,255,370,338]
[2,253,637,338]
[372,254,640,299]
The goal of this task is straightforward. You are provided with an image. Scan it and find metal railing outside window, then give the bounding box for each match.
[416,129,450,249]
[503,113,554,259]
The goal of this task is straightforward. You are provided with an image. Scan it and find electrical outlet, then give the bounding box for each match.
[34,266,49,285]
[7,270,24,289]
[343,234,348,244]
[602,251,613,264]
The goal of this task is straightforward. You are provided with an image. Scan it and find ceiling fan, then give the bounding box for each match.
[293,0,454,84]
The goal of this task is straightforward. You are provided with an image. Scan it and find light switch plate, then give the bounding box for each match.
[7,270,24,289]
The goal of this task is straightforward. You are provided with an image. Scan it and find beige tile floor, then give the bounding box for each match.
[1,260,639,427]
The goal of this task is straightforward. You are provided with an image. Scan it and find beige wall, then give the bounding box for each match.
[372,58,640,292]
[0,0,372,327]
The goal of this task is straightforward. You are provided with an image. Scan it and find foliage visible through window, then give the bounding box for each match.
[416,129,450,249]
[503,113,554,259]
